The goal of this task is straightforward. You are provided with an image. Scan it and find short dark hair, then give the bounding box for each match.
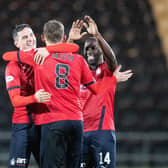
[43,20,64,43]
[85,36,97,43]
[12,24,31,41]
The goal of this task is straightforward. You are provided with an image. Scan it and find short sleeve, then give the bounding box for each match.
[5,62,21,91]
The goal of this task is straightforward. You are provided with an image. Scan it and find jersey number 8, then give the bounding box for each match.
[55,63,69,89]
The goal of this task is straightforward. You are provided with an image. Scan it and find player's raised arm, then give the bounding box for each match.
[3,43,79,65]
[3,50,35,66]
[34,43,80,64]
[46,43,79,52]
[84,15,118,71]
[67,20,87,43]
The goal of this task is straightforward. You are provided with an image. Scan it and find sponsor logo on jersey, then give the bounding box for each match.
[6,75,14,83]
[80,84,87,91]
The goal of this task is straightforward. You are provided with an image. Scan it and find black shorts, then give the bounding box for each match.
[81,130,116,168]
[8,123,40,168]
[40,120,83,168]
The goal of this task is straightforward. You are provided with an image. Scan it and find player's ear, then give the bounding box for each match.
[41,34,45,43]
[14,41,19,48]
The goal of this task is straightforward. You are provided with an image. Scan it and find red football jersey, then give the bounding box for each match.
[3,44,117,125]
[5,62,35,123]
[80,62,116,131]
[17,51,95,125]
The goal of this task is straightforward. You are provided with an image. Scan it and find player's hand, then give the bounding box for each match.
[34,89,51,103]
[67,19,87,42]
[34,47,49,65]
[83,15,99,36]
[113,65,133,82]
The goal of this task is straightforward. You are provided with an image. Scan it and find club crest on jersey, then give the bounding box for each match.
[96,68,101,75]
[80,84,86,90]
[6,75,14,83]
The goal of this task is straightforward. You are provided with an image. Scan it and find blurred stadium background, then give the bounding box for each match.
[0,0,168,167]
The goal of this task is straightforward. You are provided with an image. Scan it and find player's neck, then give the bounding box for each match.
[45,40,63,46]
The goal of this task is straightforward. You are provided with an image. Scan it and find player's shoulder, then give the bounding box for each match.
[6,61,20,73]
[72,53,85,61]
[99,61,113,76]
[6,61,19,68]
[71,52,82,57]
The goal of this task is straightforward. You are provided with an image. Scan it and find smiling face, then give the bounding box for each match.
[14,27,36,51]
[84,38,103,70]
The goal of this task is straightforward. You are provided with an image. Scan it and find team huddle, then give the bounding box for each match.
[3,16,133,168]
